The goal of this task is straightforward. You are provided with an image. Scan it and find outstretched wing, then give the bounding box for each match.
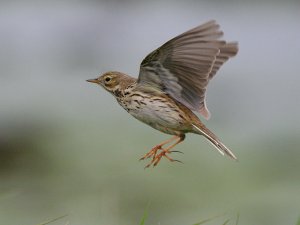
[137,20,238,119]
[209,42,238,80]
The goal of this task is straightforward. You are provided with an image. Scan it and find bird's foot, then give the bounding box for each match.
[139,144,163,161]
[140,135,185,168]
[144,149,183,168]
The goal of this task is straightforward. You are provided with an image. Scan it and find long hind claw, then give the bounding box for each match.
[170,150,184,154]
[172,159,184,164]
[144,152,184,168]
[152,150,183,167]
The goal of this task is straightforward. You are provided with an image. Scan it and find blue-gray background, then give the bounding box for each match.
[0,0,299,224]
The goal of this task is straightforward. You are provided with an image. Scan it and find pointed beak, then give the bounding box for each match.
[86,78,99,84]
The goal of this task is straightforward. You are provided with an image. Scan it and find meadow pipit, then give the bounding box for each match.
[87,20,238,168]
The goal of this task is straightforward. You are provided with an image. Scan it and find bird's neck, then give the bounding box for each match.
[112,80,137,99]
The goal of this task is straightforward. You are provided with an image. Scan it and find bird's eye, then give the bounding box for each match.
[105,77,111,82]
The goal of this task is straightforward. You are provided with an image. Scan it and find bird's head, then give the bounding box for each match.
[87,71,123,93]
[87,71,120,91]
[87,71,136,95]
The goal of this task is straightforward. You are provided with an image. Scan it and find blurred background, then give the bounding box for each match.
[0,0,299,224]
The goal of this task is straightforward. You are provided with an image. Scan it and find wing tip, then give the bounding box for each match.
[199,105,211,120]
[221,42,239,57]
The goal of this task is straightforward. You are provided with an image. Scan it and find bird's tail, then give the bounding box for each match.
[192,123,237,160]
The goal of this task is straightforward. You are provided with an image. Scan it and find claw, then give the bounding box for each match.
[140,156,148,161]
[170,150,184,154]
[144,164,151,169]
[172,159,184,164]
[153,161,160,167]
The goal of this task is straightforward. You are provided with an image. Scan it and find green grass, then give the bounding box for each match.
[34,215,68,225]
[296,216,300,225]
[140,211,238,225]
[138,211,299,225]
[221,219,231,225]
[33,212,300,225]
[192,214,226,225]
[139,202,150,225]
[139,209,148,225]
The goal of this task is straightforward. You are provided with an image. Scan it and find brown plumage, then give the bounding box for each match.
[87,20,238,167]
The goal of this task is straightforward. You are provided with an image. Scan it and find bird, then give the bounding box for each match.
[87,20,238,168]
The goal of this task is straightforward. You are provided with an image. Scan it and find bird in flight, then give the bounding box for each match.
[87,20,238,168]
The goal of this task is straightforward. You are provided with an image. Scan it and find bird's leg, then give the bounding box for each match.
[145,134,185,168]
[139,135,178,161]
[153,134,185,167]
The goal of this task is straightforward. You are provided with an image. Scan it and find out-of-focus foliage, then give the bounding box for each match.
[0,0,299,225]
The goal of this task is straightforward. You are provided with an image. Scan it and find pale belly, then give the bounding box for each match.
[117,95,190,135]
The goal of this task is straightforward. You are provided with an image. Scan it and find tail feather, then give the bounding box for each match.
[192,124,237,160]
